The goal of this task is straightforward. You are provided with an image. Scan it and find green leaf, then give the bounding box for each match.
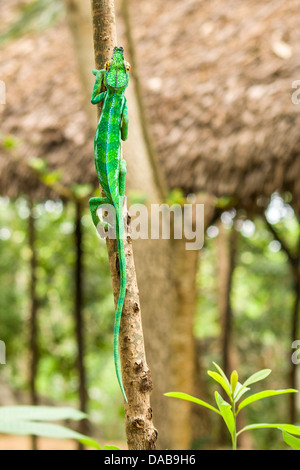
[71,183,93,199]
[212,362,232,391]
[207,371,232,399]
[164,392,221,415]
[79,438,102,450]
[0,406,87,422]
[0,0,64,45]
[212,362,229,381]
[234,382,251,402]
[237,389,298,414]
[230,371,238,394]
[282,431,300,450]
[214,392,235,437]
[2,135,19,149]
[0,420,86,440]
[41,171,63,186]
[237,423,300,438]
[29,157,48,172]
[104,445,122,450]
[243,369,271,388]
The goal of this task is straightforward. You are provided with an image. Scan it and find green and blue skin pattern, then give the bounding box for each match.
[89,47,130,402]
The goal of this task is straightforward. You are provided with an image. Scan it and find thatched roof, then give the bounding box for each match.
[131,0,300,212]
[1,0,300,212]
[0,9,95,200]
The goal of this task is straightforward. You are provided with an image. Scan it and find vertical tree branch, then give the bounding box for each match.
[90,0,157,449]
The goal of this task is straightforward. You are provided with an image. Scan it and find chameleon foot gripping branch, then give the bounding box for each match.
[89,47,130,402]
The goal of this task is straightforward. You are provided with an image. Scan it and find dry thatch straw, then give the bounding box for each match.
[1,0,300,214]
[0,16,96,201]
[130,0,300,214]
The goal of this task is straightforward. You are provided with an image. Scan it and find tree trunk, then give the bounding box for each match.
[28,200,39,451]
[264,217,300,424]
[217,224,237,447]
[289,266,300,423]
[168,239,199,449]
[73,202,89,448]
[217,225,237,378]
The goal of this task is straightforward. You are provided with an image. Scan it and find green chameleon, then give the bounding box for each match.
[89,47,131,402]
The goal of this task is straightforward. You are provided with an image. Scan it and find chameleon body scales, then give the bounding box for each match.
[89,47,130,402]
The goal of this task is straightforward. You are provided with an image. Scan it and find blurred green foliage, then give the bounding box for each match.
[0,197,126,441]
[195,199,299,449]
[1,194,298,449]
[0,0,65,44]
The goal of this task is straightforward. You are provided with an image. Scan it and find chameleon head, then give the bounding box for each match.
[105,47,130,90]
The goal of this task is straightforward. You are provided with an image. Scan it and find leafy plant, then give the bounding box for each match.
[165,363,300,450]
[0,405,119,450]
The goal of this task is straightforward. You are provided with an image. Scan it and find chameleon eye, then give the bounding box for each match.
[125,62,131,72]
[105,61,111,71]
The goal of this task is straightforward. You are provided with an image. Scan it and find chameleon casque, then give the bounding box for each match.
[89,47,130,402]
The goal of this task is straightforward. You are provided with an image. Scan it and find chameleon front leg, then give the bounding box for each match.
[91,69,106,105]
[89,196,112,230]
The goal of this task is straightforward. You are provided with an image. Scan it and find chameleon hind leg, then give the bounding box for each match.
[89,197,112,230]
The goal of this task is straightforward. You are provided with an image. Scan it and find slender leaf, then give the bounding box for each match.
[237,389,298,414]
[0,420,87,440]
[207,371,232,399]
[0,406,86,422]
[282,431,300,450]
[237,423,300,437]
[230,371,238,394]
[104,445,122,450]
[212,362,231,390]
[164,392,221,415]
[214,392,235,436]
[243,369,271,388]
[79,438,102,450]
[234,382,251,402]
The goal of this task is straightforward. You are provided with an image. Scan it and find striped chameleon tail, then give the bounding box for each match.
[114,206,127,402]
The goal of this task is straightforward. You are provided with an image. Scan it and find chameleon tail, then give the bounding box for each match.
[114,207,128,403]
